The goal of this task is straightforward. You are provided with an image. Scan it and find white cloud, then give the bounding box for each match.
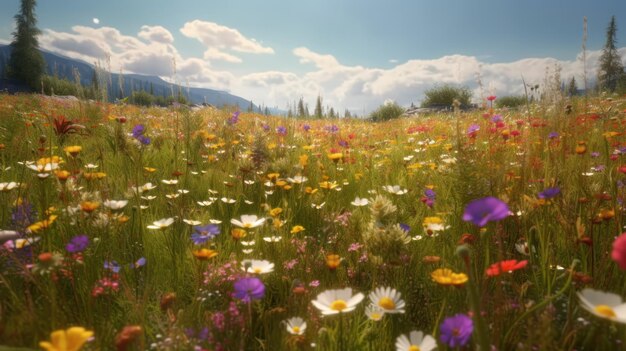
[92,18,99,25]
[203,48,242,63]
[26,21,626,114]
[38,24,234,90]
[180,20,274,56]
[138,25,174,44]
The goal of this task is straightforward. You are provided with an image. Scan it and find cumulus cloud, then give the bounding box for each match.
[138,25,174,44]
[180,20,274,61]
[235,46,626,114]
[37,24,234,90]
[27,20,626,114]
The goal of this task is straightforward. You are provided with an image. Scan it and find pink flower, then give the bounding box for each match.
[612,233,626,270]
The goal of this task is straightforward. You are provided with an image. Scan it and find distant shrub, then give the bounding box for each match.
[369,101,405,122]
[496,95,527,108]
[129,91,155,106]
[42,75,80,96]
[422,84,472,108]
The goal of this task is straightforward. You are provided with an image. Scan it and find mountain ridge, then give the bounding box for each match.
[0,44,262,110]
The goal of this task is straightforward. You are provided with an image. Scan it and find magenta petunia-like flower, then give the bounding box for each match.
[612,233,626,270]
[439,313,473,348]
[233,277,265,303]
[66,235,89,253]
[462,197,510,227]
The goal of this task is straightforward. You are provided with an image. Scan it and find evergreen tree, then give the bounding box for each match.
[314,95,323,118]
[344,109,352,118]
[9,0,45,89]
[297,97,306,118]
[247,101,254,112]
[328,107,335,118]
[598,16,625,93]
[0,53,7,79]
[568,77,578,97]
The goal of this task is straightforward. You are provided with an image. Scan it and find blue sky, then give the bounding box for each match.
[1,0,625,112]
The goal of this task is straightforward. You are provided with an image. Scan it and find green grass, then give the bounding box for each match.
[0,93,625,350]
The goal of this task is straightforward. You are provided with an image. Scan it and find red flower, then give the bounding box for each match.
[487,95,497,101]
[612,233,626,270]
[486,259,528,277]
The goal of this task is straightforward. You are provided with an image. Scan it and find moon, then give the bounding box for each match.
[92,18,100,24]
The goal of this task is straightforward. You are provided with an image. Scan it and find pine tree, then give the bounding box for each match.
[297,97,306,118]
[568,77,577,97]
[9,0,45,89]
[314,95,323,118]
[328,107,335,118]
[598,16,625,93]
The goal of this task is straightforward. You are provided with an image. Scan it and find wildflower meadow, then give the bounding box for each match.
[1,93,626,350]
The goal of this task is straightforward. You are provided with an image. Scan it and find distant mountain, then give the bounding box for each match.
[0,44,259,109]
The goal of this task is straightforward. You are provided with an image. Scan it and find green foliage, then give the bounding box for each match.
[41,75,97,99]
[8,0,45,89]
[495,95,527,108]
[369,101,405,122]
[421,84,472,108]
[598,16,625,93]
[129,90,155,106]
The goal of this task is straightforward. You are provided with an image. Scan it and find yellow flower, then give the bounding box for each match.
[63,145,82,157]
[290,225,305,234]
[269,208,283,217]
[430,268,468,286]
[327,152,343,163]
[143,167,157,173]
[39,326,94,351]
[319,181,339,190]
[299,154,309,168]
[231,228,247,240]
[27,215,58,233]
[325,254,342,270]
[83,172,107,180]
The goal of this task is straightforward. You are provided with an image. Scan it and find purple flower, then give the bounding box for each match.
[548,131,559,139]
[228,111,240,125]
[132,124,146,138]
[303,124,311,132]
[439,313,473,348]
[104,260,120,273]
[467,124,480,134]
[462,197,510,227]
[399,223,411,232]
[137,135,151,145]
[133,257,146,268]
[233,277,265,302]
[262,124,270,132]
[591,152,600,158]
[538,187,560,199]
[325,125,339,133]
[276,126,287,135]
[191,224,220,245]
[491,115,502,123]
[66,235,89,253]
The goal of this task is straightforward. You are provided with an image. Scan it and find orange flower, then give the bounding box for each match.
[231,228,247,240]
[192,248,218,260]
[55,170,71,181]
[486,259,528,277]
[80,201,100,213]
[325,254,341,270]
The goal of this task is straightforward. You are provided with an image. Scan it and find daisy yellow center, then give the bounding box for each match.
[253,267,262,273]
[370,312,382,321]
[330,299,348,311]
[243,223,252,228]
[378,297,396,310]
[292,326,300,333]
[409,346,421,351]
[595,305,617,318]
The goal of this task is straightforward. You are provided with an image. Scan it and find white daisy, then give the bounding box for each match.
[147,218,175,230]
[351,197,369,207]
[0,182,19,191]
[578,288,626,324]
[395,330,437,351]
[369,287,405,314]
[311,288,364,315]
[284,317,307,335]
[103,199,128,210]
[231,215,266,229]
[241,259,274,274]
[382,185,408,195]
